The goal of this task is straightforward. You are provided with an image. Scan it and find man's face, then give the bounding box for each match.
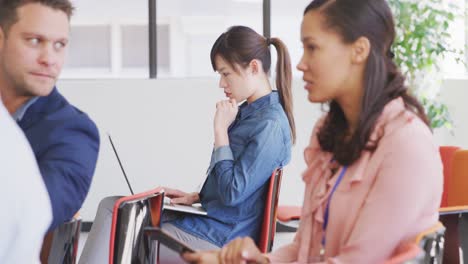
[0,3,69,98]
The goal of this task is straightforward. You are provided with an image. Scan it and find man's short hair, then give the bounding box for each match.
[0,0,74,34]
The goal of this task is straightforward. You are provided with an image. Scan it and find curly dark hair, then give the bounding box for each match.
[304,0,429,165]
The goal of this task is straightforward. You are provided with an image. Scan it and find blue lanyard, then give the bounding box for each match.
[322,166,347,247]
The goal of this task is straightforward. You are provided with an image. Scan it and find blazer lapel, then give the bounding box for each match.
[17,87,61,130]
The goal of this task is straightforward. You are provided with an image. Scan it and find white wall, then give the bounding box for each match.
[57,77,467,221]
[57,78,321,221]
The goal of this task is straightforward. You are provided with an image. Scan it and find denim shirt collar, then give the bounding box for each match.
[12,97,39,122]
[238,91,280,121]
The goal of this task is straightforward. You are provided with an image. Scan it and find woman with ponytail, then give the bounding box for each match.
[159,25,295,259]
[185,0,442,263]
[79,26,294,263]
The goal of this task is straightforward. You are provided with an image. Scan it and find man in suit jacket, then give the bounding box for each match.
[0,0,100,230]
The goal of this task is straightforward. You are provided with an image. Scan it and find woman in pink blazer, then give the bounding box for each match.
[184,0,443,263]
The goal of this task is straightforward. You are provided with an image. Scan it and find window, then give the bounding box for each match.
[157,0,264,77]
[63,0,468,79]
[271,0,311,77]
[64,0,263,78]
[120,24,170,77]
[273,0,468,79]
[63,0,150,78]
[65,25,111,68]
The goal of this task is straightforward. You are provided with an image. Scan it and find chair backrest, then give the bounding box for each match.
[439,146,460,207]
[447,149,468,207]
[384,221,445,264]
[109,187,164,264]
[40,216,82,264]
[258,168,283,253]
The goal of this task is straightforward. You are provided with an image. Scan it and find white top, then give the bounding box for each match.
[0,101,52,263]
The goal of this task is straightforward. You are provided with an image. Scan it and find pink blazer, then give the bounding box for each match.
[268,98,443,263]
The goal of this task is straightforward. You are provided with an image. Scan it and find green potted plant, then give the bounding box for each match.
[388,0,462,130]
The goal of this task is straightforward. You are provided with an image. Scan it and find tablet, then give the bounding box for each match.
[163,197,208,216]
[144,227,196,254]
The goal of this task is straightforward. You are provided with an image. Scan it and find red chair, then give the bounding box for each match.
[439,149,468,264]
[439,146,460,208]
[438,146,461,263]
[143,169,282,257]
[258,169,283,253]
[443,149,468,210]
[108,187,164,264]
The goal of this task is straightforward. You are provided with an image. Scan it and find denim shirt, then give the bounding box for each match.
[170,92,292,247]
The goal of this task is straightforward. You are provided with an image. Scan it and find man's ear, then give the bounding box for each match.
[351,36,370,64]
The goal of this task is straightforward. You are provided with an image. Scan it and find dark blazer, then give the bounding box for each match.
[18,87,100,230]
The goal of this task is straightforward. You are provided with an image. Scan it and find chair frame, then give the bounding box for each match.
[40,215,82,264]
[108,169,282,262]
[109,187,164,264]
[258,168,283,253]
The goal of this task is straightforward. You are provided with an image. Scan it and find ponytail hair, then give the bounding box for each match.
[210,26,296,144]
[269,37,296,144]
